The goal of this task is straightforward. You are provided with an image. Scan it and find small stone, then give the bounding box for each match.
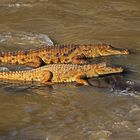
[129,104,140,120]
[112,121,133,130]
[89,130,112,140]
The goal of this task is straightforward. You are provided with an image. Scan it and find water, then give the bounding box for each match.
[0,0,140,139]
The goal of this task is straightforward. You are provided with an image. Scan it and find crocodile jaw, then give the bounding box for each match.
[94,66,123,75]
[98,45,129,56]
[81,44,129,58]
[85,63,123,78]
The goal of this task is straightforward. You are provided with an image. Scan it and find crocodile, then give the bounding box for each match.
[0,44,129,67]
[0,63,123,85]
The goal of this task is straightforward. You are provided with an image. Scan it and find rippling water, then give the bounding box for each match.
[0,0,140,139]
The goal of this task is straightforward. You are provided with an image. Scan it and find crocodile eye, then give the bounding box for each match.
[63,53,68,56]
[84,49,89,52]
[55,53,59,57]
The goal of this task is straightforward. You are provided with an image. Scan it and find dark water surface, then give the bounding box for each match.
[0,0,140,139]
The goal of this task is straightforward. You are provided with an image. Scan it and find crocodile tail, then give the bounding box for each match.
[0,68,45,82]
[0,50,30,65]
[0,70,32,81]
[0,71,15,80]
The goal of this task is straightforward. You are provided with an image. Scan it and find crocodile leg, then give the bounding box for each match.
[72,54,89,64]
[72,58,89,64]
[26,56,44,68]
[75,74,90,85]
[40,70,53,85]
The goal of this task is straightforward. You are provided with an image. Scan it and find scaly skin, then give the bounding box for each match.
[0,44,129,67]
[0,63,123,85]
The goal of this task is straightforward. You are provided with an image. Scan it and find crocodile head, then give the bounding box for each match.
[86,63,123,77]
[81,44,129,57]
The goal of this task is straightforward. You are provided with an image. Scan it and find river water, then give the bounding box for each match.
[0,0,140,140]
